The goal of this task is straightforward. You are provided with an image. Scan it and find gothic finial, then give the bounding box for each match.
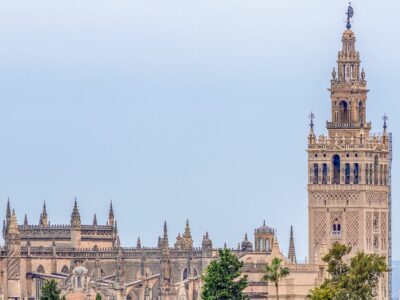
[383,114,388,131]
[163,221,168,240]
[346,2,354,29]
[332,67,337,80]
[93,213,97,226]
[108,200,115,226]
[42,201,47,218]
[24,214,28,227]
[184,219,191,239]
[137,237,141,248]
[6,198,11,219]
[244,233,248,241]
[288,225,297,264]
[70,198,81,227]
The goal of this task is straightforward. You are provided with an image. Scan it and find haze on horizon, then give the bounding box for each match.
[0,0,398,260]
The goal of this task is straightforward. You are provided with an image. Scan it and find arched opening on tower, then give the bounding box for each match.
[374,155,379,185]
[354,163,359,184]
[339,100,349,123]
[313,163,319,184]
[322,163,328,184]
[358,101,364,123]
[332,154,341,184]
[345,163,351,184]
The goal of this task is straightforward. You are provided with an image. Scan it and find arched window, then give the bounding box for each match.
[313,163,319,184]
[345,163,351,184]
[332,219,341,236]
[182,267,188,281]
[333,155,341,184]
[339,101,349,123]
[374,155,379,185]
[353,163,359,184]
[259,239,265,251]
[61,265,69,274]
[358,101,363,122]
[37,265,45,273]
[322,164,328,184]
[265,239,270,252]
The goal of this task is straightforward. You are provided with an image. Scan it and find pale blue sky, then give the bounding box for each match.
[0,0,398,260]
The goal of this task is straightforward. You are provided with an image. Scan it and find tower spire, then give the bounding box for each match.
[288,226,297,264]
[93,213,97,226]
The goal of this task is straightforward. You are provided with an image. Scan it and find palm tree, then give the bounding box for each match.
[262,257,290,300]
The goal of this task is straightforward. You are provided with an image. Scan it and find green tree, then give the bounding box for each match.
[262,257,290,300]
[307,243,388,300]
[40,279,61,300]
[201,248,248,300]
[95,293,102,300]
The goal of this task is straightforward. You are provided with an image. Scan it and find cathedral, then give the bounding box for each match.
[0,4,392,300]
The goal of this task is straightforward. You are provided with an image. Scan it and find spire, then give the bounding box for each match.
[6,198,11,219]
[184,219,191,239]
[163,221,168,243]
[40,201,48,226]
[93,213,97,226]
[108,200,115,226]
[70,198,81,227]
[288,226,297,264]
[137,237,141,248]
[162,222,170,256]
[181,219,193,250]
[8,209,19,235]
[42,201,47,218]
[24,214,28,227]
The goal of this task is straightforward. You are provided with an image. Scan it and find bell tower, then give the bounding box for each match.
[307,4,391,300]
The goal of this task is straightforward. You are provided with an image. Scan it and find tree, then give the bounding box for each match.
[40,279,61,300]
[262,257,290,300]
[307,243,388,300]
[201,248,248,300]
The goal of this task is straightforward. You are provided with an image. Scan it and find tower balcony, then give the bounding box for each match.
[326,121,371,130]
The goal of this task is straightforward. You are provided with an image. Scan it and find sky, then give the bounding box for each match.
[0,0,399,261]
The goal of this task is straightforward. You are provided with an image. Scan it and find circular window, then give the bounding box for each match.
[323,153,327,158]
[346,153,350,158]
[355,153,358,158]
[314,154,318,158]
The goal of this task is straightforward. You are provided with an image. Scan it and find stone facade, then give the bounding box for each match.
[0,200,325,300]
[307,20,391,300]
[0,5,391,300]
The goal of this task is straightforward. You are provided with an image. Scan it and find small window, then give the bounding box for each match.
[332,219,341,236]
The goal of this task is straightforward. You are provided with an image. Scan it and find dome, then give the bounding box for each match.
[255,221,274,234]
[342,29,355,39]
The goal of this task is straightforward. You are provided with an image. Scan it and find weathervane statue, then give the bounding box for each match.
[346,2,354,29]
